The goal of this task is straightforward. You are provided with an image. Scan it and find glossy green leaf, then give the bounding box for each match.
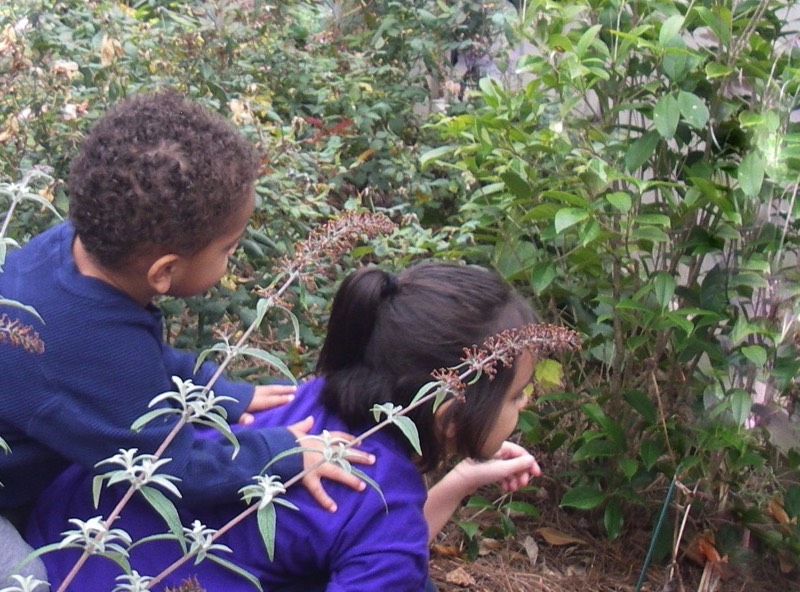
[639,439,662,470]
[554,207,589,234]
[678,91,709,129]
[622,390,657,425]
[531,261,556,294]
[605,191,632,213]
[535,359,563,389]
[501,170,533,199]
[560,486,605,510]
[741,345,767,367]
[624,131,660,172]
[738,151,765,197]
[729,389,752,427]
[653,273,675,310]
[658,15,684,47]
[653,94,679,139]
[604,498,623,540]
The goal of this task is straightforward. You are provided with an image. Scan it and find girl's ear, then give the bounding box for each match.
[434,399,458,446]
[147,254,180,295]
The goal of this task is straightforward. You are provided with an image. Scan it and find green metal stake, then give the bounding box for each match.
[635,477,676,592]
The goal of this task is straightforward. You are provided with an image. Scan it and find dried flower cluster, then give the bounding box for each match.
[431,367,467,402]
[282,211,396,278]
[0,313,44,354]
[461,322,581,381]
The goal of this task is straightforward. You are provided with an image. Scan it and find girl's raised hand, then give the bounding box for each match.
[455,441,541,494]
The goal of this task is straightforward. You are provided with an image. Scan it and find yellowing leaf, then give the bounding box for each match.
[100,34,123,67]
[535,527,586,546]
[534,358,563,389]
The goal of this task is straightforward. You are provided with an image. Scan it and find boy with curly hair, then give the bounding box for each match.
[0,90,368,583]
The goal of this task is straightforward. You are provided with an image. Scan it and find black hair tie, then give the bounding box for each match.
[382,272,400,298]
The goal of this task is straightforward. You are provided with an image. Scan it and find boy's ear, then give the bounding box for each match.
[147,254,180,295]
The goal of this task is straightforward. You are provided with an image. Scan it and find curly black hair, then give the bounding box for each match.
[68,89,260,267]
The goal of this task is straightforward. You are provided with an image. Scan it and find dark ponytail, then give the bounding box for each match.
[316,267,396,373]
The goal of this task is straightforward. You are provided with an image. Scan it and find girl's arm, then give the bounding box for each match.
[424,441,541,542]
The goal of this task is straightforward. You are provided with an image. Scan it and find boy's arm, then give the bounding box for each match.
[424,441,541,542]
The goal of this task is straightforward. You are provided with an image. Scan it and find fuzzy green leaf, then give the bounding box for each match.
[139,485,186,552]
[207,554,264,591]
[256,501,277,561]
[392,415,422,456]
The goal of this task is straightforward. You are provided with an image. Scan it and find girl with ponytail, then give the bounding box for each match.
[30,263,542,591]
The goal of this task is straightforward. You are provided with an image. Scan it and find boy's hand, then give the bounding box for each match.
[287,416,376,512]
[239,384,297,425]
[456,441,541,494]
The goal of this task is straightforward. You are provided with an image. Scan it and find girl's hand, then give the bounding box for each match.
[455,441,541,494]
[239,384,297,424]
[287,416,376,512]
[425,441,541,542]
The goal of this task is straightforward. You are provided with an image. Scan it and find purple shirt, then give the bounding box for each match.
[27,378,430,591]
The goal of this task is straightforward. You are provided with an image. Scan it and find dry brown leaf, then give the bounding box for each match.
[523,535,539,566]
[696,535,722,564]
[768,497,793,525]
[478,537,502,556]
[430,543,461,559]
[445,566,476,587]
[535,526,586,546]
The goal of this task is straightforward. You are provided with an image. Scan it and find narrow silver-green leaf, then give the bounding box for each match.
[207,554,264,591]
[139,485,187,552]
[237,347,296,382]
[256,502,277,561]
[392,416,422,456]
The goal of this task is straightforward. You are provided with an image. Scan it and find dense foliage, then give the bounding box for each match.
[3,0,800,582]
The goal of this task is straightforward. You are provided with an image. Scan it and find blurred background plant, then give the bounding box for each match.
[3,0,800,587]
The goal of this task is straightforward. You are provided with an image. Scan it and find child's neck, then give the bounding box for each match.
[72,236,155,307]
